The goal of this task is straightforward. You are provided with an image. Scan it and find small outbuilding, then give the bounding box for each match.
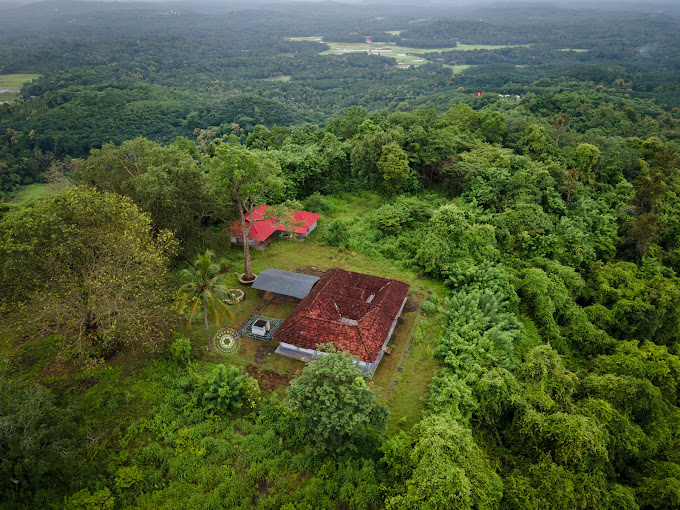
[251,268,320,302]
[242,315,282,342]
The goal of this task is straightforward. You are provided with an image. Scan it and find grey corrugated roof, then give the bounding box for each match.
[252,268,320,299]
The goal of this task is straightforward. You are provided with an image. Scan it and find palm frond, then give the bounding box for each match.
[176,249,236,340]
[187,297,202,327]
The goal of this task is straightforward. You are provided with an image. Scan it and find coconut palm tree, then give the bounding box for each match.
[176,250,234,351]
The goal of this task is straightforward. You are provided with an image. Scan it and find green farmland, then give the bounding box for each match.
[454,43,530,50]
[317,40,458,67]
[0,73,41,88]
[287,37,530,67]
[262,74,291,82]
[0,73,41,101]
[443,64,472,74]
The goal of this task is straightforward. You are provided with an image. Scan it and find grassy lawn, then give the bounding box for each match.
[8,182,51,203]
[0,73,41,88]
[318,42,439,66]
[191,270,307,394]
[286,36,324,42]
[384,312,443,433]
[557,48,589,52]
[320,42,458,56]
[6,178,73,205]
[0,73,41,102]
[285,37,458,67]
[444,64,472,74]
[454,43,531,50]
[262,75,291,82]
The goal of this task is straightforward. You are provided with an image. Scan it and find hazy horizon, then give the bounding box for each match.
[1,0,678,8]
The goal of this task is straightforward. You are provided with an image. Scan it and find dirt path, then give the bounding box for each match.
[254,341,276,364]
[246,364,292,392]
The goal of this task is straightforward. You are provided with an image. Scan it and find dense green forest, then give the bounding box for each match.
[2,1,680,508]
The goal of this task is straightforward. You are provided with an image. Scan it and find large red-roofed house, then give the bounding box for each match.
[228,205,320,250]
[274,269,409,375]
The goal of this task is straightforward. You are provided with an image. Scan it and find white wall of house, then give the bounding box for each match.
[384,297,407,348]
[278,342,371,369]
[279,342,317,357]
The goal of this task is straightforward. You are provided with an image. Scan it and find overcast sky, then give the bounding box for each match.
[0,0,677,12]
[0,0,675,4]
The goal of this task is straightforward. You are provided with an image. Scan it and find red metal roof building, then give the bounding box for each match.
[274,269,409,375]
[228,205,320,249]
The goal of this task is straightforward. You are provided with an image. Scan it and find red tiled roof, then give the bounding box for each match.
[247,221,277,243]
[229,205,320,242]
[274,269,409,363]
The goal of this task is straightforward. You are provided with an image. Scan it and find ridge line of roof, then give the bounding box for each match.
[274,268,340,337]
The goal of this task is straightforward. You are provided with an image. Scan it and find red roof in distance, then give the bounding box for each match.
[274,269,410,363]
[229,205,321,243]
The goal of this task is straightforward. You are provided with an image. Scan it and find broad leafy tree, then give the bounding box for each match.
[76,137,214,244]
[415,203,498,276]
[0,186,177,355]
[384,413,503,510]
[286,348,389,454]
[0,379,79,504]
[377,142,411,196]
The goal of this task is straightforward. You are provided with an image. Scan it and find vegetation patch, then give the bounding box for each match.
[317,40,459,67]
[6,182,51,203]
[291,37,530,67]
[454,42,531,50]
[262,74,291,82]
[444,63,472,74]
[0,73,41,88]
[285,36,324,42]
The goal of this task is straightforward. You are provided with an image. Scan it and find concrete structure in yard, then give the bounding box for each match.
[251,318,271,336]
[228,205,320,251]
[242,315,282,342]
[274,269,409,376]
